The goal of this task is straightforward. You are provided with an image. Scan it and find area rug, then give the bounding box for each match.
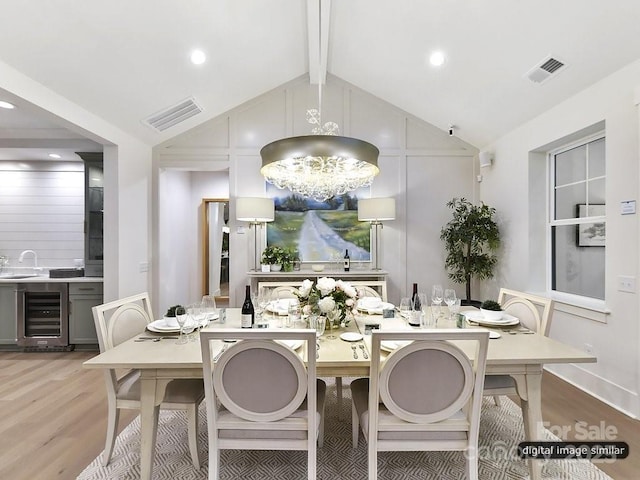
[78,379,612,479]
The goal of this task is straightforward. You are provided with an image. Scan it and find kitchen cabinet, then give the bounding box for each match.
[78,152,104,277]
[0,284,17,345]
[68,282,103,346]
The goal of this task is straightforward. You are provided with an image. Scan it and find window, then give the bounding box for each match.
[549,134,605,300]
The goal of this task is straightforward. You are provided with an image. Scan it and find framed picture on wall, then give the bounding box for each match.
[266,184,371,263]
[576,204,605,247]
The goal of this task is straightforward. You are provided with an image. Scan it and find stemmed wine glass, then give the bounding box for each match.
[444,289,457,320]
[399,297,412,324]
[175,306,188,345]
[201,295,217,323]
[431,284,443,318]
[311,315,326,339]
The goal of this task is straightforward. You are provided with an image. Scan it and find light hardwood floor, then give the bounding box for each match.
[0,351,637,479]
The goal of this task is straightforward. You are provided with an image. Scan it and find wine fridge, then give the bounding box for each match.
[16,283,70,350]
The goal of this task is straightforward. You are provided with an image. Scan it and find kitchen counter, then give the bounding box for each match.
[0,275,103,284]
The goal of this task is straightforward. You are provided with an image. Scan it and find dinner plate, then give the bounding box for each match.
[146,315,217,333]
[464,311,519,327]
[340,332,363,342]
[266,299,295,315]
[380,340,412,352]
[276,339,304,350]
[356,300,394,315]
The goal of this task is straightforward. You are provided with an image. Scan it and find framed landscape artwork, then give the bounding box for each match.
[266,184,371,263]
[576,204,605,247]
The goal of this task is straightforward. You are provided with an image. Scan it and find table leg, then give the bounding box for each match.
[519,372,543,480]
[139,373,170,480]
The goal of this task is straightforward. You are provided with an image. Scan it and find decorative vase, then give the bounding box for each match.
[270,264,282,272]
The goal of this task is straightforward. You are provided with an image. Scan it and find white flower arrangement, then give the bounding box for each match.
[295,277,360,327]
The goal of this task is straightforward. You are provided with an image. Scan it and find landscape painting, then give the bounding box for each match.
[266,184,371,263]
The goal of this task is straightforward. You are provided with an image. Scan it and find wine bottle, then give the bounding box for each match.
[409,283,421,326]
[241,285,254,328]
[343,249,350,271]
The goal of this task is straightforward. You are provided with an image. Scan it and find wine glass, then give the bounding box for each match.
[444,289,457,320]
[311,315,326,339]
[399,297,412,323]
[175,306,188,345]
[431,284,443,318]
[201,295,217,322]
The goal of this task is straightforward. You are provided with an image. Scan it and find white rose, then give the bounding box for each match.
[318,296,336,313]
[302,304,312,315]
[342,284,357,298]
[298,279,313,297]
[345,298,354,307]
[316,277,336,296]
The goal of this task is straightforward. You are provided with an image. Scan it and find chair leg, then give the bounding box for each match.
[308,441,316,480]
[186,404,201,469]
[336,377,343,411]
[209,443,220,480]
[102,403,120,466]
[351,401,359,448]
[466,450,479,480]
[493,395,502,406]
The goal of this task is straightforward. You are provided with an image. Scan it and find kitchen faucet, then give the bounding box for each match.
[18,250,38,268]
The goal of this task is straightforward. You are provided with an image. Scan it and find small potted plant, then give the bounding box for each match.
[480,300,503,320]
[261,246,294,272]
[164,304,185,327]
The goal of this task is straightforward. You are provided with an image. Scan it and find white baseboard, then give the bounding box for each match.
[545,364,639,419]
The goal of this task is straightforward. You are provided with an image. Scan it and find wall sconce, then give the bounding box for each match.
[358,198,396,270]
[236,197,275,271]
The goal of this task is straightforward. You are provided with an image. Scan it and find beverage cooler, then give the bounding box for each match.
[16,283,70,350]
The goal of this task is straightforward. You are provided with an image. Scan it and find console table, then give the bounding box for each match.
[246,269,388,290]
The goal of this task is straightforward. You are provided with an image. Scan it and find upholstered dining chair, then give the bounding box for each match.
[351,329,490,480]
[483,288,554,406]
[349,280,388,302]
[200,328,326,480]
[92,293,205,468]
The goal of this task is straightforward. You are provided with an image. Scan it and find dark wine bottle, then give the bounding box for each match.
[343,249,350,271]
[409,283,421,326]
[241,285,254,328]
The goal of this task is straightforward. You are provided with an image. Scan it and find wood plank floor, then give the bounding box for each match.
[0,351,636,479]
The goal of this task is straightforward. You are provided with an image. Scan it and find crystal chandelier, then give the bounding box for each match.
[260,1,379,202]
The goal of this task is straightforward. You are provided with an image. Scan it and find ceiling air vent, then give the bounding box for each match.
[525,56,567,84]
[143,97,203,132]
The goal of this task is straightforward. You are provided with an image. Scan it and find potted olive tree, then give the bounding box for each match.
[440,198,500,305]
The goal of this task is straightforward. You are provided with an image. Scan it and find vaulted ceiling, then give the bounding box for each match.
[1,0,639,161]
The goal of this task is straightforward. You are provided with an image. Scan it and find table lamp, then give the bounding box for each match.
[358,198,396,270]
[236,197,275,271]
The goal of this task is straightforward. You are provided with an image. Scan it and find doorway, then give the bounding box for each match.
[202,199,229,307]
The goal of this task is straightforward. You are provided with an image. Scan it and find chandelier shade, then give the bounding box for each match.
[260,135,380,201]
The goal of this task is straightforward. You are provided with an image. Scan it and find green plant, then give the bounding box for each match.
[165,304,185,317]
[440,197,500,302]
[480,300,502,311]
[261,245,295,269]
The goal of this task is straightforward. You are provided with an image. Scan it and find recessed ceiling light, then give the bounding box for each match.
[48,153,61,159]
[0,101,16,109]
[190,49,206,65]
[429,51,446,67]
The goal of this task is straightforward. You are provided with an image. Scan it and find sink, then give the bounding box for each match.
[0,274,39,280]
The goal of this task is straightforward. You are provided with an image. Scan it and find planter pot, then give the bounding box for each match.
[270,264,282,272]
[480,308,504,320]
[261,264,271,272]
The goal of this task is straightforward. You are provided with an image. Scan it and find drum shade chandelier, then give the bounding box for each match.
[260,0,379,202]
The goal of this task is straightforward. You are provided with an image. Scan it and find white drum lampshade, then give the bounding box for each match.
[236,197,274,223]
[358,198,396,222]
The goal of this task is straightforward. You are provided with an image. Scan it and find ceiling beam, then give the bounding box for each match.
[307,0,330,85]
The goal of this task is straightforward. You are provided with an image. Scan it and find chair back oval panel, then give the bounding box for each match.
[503,298,540,333]
[107,304,151,348]
[379,341,473,424]
[213,340,307,422]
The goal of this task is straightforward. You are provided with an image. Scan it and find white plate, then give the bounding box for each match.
[340,332,363,342]
[276,339,304,350]
[356,301,394,315]
[266,299,295,315]
[464,311,519,327]
[146,314,217,333]
[380,340,412,352]
[489,331,501,339]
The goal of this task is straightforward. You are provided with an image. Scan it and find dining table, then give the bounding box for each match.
[83,306,596,480]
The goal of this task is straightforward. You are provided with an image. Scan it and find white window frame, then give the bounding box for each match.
[546,131,608,315]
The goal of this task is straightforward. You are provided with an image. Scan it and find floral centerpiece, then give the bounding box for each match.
[295,277,360,328]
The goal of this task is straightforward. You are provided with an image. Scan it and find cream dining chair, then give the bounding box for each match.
[92,292,205,468]
[483,288,554,407]
[200,328,326,480]
[351,329,490,480]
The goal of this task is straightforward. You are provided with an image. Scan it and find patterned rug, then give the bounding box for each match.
[78,379,612,480]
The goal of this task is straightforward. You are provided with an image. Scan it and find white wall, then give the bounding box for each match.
[154,74,478,310]
[0,161,84,268]
[480,60,640,417]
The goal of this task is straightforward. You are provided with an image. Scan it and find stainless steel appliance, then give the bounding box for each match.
[16,283,70,350]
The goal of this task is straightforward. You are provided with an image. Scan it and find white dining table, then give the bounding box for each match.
[83,307,596,480]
